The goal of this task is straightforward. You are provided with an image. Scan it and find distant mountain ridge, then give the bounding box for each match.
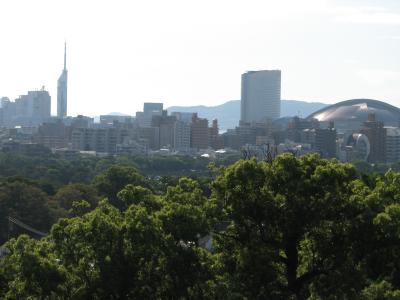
[167,100,329,130]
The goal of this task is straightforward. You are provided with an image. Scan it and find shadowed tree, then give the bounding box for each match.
[92,165,148,209]
[210,154,370,299]
[0,181,53,244]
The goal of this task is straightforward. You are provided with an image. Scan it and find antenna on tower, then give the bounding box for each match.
[64,41,67,70]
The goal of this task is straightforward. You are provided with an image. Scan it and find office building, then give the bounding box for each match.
[0,97,9,108]
[16,90,51,121]
[151,111,176,148]
[209,119,223,149]
[136,102,163,127]
[314,127,336,158]
[35,120,67,149]
[100,115,133,125]
[171,112,194,124]
[0,89,52,127]
[191,113,209,150]
[287,116,319,143]
[385,127,400,163]
[57,43,68,118]
[174,120,191,151]
[138,126,160,150]
[241,70,281,123]
[71,127,129,154]
[360,114,386,163]
[0,98,15,127]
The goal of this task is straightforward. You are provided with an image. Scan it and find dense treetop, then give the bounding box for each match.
[1,153,400,298]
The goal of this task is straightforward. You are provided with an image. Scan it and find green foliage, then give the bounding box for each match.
[1,187,213,298]
[92,165,149,209]
[0,181,53,244]
[361,281,400,299]
[52,183,99,211]
[50,183,99,219]
[2,153,400,298]
[209,154,396,298]
[0,235,67,299]
[0,152,98,186]
[0,152,217,187]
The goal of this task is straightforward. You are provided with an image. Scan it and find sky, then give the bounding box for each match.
[0,0,400,116]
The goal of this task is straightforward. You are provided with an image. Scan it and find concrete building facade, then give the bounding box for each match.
[0,90,51,127]
[241,70,281,123]
[191,113,209,150]
[136,103,163,127]
[360,114,386,163]
[174,120,191,151]
[386,127,400,163]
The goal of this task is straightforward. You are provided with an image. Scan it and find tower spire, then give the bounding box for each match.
[64,41,67,70]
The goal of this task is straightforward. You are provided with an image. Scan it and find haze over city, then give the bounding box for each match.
[4,1,400,298]
[1,0,400,116]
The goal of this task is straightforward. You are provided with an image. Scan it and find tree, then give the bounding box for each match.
[355,170,400,296]
[155,178,213,298]
[92,165,148,209]
[0,235,67,299]
[0,181,53,244]
[51,183,99,217]
[4,154,400,298]
[210,154,367,298]
[48,197,212,299]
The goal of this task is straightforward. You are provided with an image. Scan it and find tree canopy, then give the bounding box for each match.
[1,153,400,299]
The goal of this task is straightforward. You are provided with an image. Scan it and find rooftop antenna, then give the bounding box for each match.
[64,41,67,70]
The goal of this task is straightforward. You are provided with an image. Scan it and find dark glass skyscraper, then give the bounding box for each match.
[57,42,68,118]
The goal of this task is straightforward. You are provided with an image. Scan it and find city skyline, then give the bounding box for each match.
[1,0,400,117]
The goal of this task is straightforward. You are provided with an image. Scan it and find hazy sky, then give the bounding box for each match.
[1,0,400,116]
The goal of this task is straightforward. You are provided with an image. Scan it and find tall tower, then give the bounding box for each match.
[240,70,281,124]
[57,42,68,118]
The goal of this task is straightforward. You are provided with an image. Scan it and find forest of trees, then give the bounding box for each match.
[0,150,242,186]
[1,152,400,298]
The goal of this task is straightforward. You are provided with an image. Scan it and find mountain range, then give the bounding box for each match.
[167,100,329,130]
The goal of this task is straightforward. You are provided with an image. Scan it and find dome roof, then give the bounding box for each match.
[306,99,400,131]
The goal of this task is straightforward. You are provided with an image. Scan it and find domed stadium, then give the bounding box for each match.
[306,99,400,132]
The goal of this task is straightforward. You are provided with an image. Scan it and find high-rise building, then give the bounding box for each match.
[360,113,386,163]
[191,113,209,150]
[71,127,129,154]
[174,120,191,151]
[143,103,163,114]
[0,97,9,108]
[0,98,15,127]
[151,111,176,148]
[57,42,68,118]
[0,90,51,128]
[314,126,337,158]
[209,119,223,149]
[35,120,68,149]
[171,112,194,124]
[14,89,51,127]
[136,103,163,127]
[240,70,281,123]
[385,127,400,163]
